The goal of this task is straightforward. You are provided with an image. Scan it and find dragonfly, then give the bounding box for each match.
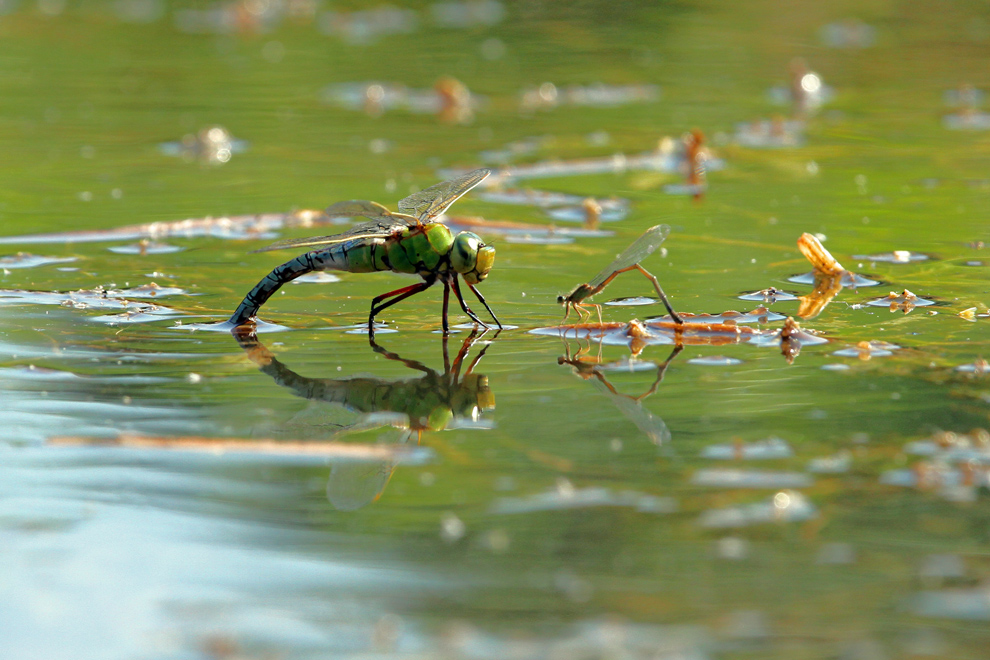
[228,168,501,335]
[558,223,682,324]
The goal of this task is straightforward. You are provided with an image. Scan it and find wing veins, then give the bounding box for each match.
[587,224,671,289]
[397,168,490,221]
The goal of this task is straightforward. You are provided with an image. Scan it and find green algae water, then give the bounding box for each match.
[2,1,990,658]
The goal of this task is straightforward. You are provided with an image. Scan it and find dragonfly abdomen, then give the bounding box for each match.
[228,240,390,325]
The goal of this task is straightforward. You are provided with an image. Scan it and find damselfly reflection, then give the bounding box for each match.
[558,337,683,447]
[233,328,498,510]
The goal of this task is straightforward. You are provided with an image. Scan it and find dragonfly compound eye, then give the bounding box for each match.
[452,232,495,284]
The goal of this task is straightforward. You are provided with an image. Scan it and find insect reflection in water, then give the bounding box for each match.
[558,336,683,448]
[233,328,498,510]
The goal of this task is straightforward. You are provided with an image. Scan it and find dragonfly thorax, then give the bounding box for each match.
[560,284,595,305]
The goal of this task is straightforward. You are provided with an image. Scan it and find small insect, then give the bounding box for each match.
[228,168,500,335]
[558,224,682,324]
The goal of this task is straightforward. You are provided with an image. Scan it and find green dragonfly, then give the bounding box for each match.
[228,168,500,335]
[558,223,683,324]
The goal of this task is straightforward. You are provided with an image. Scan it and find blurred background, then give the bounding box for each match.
[2,1,990,658]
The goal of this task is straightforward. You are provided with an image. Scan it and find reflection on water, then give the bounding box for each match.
[5,0,990,656]
[235,329,497,510]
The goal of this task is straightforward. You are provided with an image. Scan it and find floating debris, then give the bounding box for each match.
[291,272,342,284]
[431,0,505,28]
[733,117,805,148]
[852,250,932,263]
[663,182,707,197]
[686,356,744,366]
[778,316,826,363]
[438,141,725,187]
[159,125,248,165]
[787,270,879,287]
[661,130,708,199]
[738,287,799,303]
[89,306,183,325]
[478,136,553,165]
[116,282,185,298]
[769,58,834,117]
[174,1,287,34]
[912,586,990,621]
[491,484,677,515]
[797,232,843,275]
[0,286,183,317]
[533,311,809,357]
[0,253,77,269]
[702,436,793,460]
[944,110,990,130]
[807,451,852,473]
[833,340,900,359]
[476,188,629,212]
[316,5,418,44]
[903,429,990,464]
[956,358,990,374]
[820,19,876,48]
[545,199,629,224]
[865,289,935,313]
[691,469,812,488]
[816,542,857,565]
[945,84,985,108]
[107,241,185,255]
[0,209,331,245]
[645,307,787,325]
[820,363,851,371]
[957,307,989,321]
[322,78,482,123]
[180,318,291,333]
[604,296,660,307]
[698,490,817,528]
[789,232,880,320]
[519,82,660,112]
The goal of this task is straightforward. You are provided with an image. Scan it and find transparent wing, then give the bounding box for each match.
[588,224,671,289]
[397,168,490,221]
[250,218,408,254]
[325,200,395,220]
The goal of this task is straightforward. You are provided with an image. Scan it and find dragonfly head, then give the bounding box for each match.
[451,231,495,285]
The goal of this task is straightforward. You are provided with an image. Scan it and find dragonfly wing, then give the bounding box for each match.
[250,218,407,253]
[324,199,395,220]
[587,224,671,289]
[397,168,490,221]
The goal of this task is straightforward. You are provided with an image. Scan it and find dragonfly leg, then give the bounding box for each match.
[466,283,502,329]
[449,276,488,329]
[369,279,435,335]
[442,280,451,335]
[633,264,682,324]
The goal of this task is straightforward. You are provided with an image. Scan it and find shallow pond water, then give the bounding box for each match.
[2,1,990,658]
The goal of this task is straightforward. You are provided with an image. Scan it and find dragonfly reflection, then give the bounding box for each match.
[233,329,497,510]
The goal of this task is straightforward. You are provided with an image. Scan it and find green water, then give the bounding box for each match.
[2,1,990,658]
